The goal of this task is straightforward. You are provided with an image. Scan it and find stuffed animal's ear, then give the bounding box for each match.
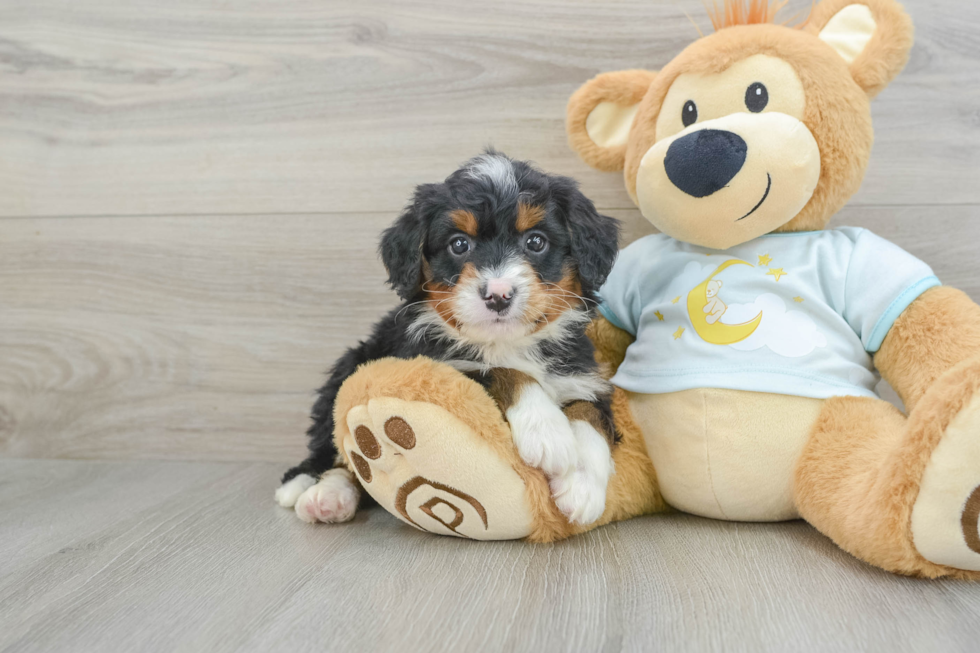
[807,0,913,98]
[566,69,657,172]
[379,195,429,300]
[554,177,620,296]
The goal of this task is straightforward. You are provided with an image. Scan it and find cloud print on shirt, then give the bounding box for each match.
[724,294,827,357]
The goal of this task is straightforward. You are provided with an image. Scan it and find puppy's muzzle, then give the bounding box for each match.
[481,279,515,314]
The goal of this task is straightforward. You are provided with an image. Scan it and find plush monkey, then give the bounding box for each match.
[326,0,980,579]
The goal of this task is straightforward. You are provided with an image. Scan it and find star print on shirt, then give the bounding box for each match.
[794,296,804,303]
[767,267,787,282]
[654,310,665,321]
[673,326,685,340]
[758,253,772,266]
[671,296,681,304]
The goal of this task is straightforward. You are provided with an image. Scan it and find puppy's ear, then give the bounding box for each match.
[379,193,429,300]
[556,178,620,296]
[567,69,657,172]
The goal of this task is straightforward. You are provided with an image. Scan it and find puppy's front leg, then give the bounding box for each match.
[550,401,614,525]
[490,370,577,477]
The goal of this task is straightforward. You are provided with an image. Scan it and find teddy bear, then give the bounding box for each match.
[324,0,980,579]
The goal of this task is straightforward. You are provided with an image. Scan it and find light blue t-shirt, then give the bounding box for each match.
[597,228,940,399]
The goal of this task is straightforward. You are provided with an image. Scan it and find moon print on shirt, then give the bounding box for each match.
[686,259,762,345]
[677,259,827,357]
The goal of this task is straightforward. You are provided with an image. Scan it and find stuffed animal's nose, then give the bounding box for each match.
[664,129,747,198]
[481,280,515,314]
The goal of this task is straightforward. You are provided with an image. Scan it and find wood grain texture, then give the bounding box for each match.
[0,213,397,461]
[1,459,978,653]
[0,0,978,217]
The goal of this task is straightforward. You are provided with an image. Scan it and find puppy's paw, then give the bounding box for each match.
[550,468,607,525]
[274,473,317,508]
[550,420,613,525]
[294,469,359,524]
[506,384,577,476]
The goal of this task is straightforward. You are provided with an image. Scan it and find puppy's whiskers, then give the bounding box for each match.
[395,299,432,321]
[541,281,599,307]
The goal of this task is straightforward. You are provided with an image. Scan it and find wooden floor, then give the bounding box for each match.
[4,459,980,653]
[1,0,980,650]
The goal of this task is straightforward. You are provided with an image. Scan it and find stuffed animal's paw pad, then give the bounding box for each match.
[342,396,536,540]
[346,409,421,485]
[911,391,980,571]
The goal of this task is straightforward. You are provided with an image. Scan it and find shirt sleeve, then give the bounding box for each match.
[842,230,941,353]
[596,238,646,336]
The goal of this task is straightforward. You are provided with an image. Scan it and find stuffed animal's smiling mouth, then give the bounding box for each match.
[736,173,772,221]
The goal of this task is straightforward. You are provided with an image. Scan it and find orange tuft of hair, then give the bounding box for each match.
[705,0,810,31]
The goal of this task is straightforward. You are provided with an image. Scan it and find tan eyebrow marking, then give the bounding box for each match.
[516,203,545,231]
[450,209,478,236]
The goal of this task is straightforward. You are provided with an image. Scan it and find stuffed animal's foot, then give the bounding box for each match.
[548,421,613,525]
[911,391,980,572]
[293,469,360,524]
[274,473,316,508]
[339,397,535,540]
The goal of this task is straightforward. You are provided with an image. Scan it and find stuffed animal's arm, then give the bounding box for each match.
[875,286,980,411]
[587,315,636,377]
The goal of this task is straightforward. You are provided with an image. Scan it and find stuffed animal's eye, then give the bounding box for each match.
[525,233,548,253]
[449,236,470,256]
[682,100,698,127]
[745,82,768,112]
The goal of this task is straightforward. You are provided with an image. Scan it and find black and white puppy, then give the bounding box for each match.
[275,151,620,526]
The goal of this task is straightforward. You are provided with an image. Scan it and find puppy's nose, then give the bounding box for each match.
[664,129,747,198]
[480,279,515,314]
[485,294,512,313]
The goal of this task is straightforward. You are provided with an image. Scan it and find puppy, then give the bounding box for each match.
[275,151,620,527]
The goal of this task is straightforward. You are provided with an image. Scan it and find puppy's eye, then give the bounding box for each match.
[525,233,548,253]
[682,100,698,127]
[745,82,768,112]
[449,236,470,256]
